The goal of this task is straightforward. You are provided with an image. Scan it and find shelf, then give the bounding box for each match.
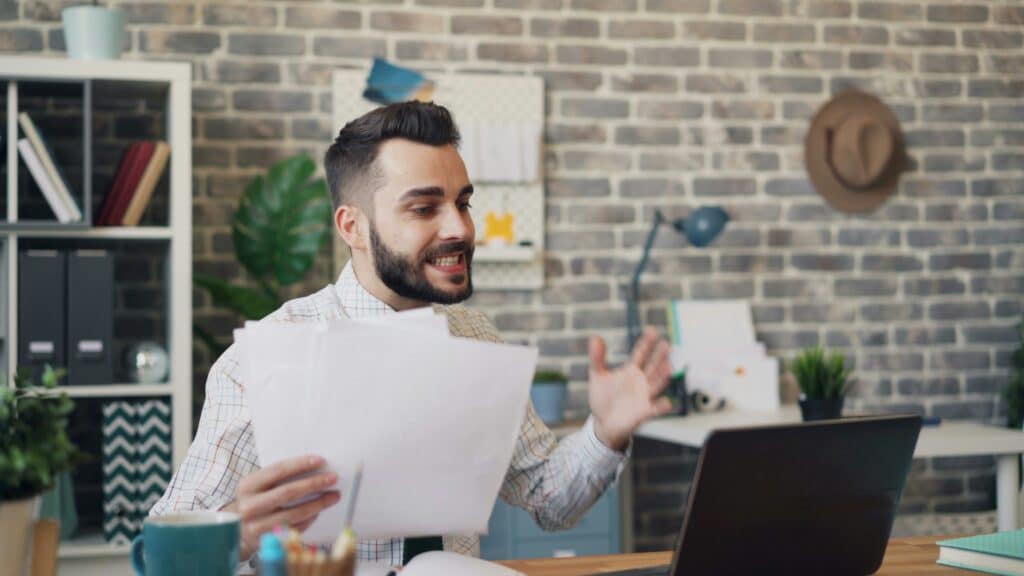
[58,533,130,559]
[1,226,172,239]
[53,384,172,398]
[475,245,538,263]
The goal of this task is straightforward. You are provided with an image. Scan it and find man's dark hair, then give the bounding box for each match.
[324,101,461,212]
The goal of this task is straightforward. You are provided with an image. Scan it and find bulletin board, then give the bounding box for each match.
[332,69,545,290]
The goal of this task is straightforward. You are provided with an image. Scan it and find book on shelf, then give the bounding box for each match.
[937,530,1024,575]
[121,141,169,227]
[17,138,74,223]
[97,141,167,227]
[17,112,82,222]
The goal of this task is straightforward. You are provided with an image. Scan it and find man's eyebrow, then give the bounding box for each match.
[459,185,474,197]
[397,187,445,202]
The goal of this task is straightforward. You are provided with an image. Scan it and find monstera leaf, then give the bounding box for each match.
[233,155,333,287]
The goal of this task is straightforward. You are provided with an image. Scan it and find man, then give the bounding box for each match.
[153,101,674,564]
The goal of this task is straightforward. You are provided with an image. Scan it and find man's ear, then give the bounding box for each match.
[335,204,368,252]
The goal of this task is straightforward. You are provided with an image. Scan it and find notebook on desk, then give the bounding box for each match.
[605,415,922,576]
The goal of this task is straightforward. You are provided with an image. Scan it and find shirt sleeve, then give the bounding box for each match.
[149,344,259,516]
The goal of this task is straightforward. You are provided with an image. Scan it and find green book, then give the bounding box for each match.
[938,530,1024,575]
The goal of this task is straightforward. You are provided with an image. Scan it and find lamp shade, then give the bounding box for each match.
[677,206,729,248]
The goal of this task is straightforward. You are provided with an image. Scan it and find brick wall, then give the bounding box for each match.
[6,0,1022,550]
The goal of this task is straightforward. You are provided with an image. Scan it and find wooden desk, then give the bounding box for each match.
[498,535,960,575]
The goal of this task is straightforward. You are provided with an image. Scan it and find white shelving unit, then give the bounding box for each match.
[0,56,192,576]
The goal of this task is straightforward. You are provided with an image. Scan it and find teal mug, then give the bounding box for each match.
[131,511,240,576]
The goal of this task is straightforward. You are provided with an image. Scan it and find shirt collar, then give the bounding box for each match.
[334,261,395,318]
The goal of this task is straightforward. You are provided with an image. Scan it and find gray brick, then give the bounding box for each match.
[682,21,745,42]
[934,497,993,514]
[994,201,1024,220]
[562,98,629,119]
[646,0,709,12]
[859,2,921,21]
[711,151,779,172]
[753,23,815,43]
[996,299,1023,317]
[418,0,484,6]
[928,4,988,23]
[370,12,444,33]
[689,279,755,299]
[861,255,924,272]
[542,280,612,304]
[557,45,627,66]
[229,33,305,57]
[765,178,813,197]
[537,70,603,92]
[237,146,314,168]
[649,255,713,274]
[567,205,635,225]
[192,88,226,112]
[548,178,611,198]
[762,125,804,145]
[140,31,220,55]
[752,304,785,324]
[611,74,678,93]
[193,145,231,168]
[924,154,985,173]
[572,308,628,330]
[929,302,990,321]
[767,228,832,247]
[620,178,684,198]
[861,352,924,372]
[719,254,784,273]
[924,203,988,222]
[686,74,747,93]
[712,100,774,120]
[906,228,969,247]
[780,50,843,72]
[615,126,679,146]
[610,20,675,39]
[973,179,1024,197]
[921,54,979,74]
[452,15,523,35]
[397,41,467,62]
[974,227,1024,246]
[902,179,966,199]
[709,48,773,69]
[639,152,705,172]
[204,117,285,140]
[313,37,386,59]
[693,177,755,197]
[995,6,1024,24]
[759,75,823,94]
[930,351,990,371]
[995,251,1024,271]
[988,56,1024,75]
[291,118,332,141]
[563,150,631,171]
[760,330,819,350]
[121,3,196,24]
[791,253,854,272]
[963,29,1022,49]
[929,253,992,271]
[798,0,851,18]
[719,0,782,16]
[635,47,700,68]
[796,304,856,324]
[762,278,830,299]
[894,327,957,346]
[972,80,1024,99]
[914,80,962,98]
[538,335,590,357]
[494,311,565,332]
[478,43,548,63]
[285,7,361,29]
[905,129,964,148]
[849,52,913,72]
[207,61,280,84]
[964,325,1020,345]
[837,229,899,246]
[234,90,312,113]
[923,104,983,123]
[895,28,956,47]
[204,4,276,26]
[972,129,1024,147]
[783,101,816,120]
[966,376,1004,395]
[571,0,637,10]
[904,477,965,499]
[530,18,600,38]
[637,100,703,120]
[898,377,959,396]
[824,25,888,45]
[836,278,898,297]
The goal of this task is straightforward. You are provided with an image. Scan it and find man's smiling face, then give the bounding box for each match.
[367,138,476,305]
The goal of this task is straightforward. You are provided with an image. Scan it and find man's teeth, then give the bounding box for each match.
[433,255,460,266]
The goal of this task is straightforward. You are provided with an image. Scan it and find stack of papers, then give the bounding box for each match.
[233,308,538,543]
[667,300,780,412]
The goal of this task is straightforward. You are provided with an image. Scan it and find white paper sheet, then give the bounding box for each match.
[238,316,538,543]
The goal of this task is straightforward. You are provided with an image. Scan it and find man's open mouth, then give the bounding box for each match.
[427,252,467,272]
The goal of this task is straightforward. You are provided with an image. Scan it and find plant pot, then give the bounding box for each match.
[798,396,845,422]
[531,382,567,424]
[62,5,124,60]
[0,496,41,576]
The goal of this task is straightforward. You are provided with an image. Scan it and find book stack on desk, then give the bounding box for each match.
[937,530,1024,575]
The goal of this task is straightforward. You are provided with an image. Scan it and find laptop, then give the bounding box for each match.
[607,414,922,576]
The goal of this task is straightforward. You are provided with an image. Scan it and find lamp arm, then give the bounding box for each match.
[627,209,665,347]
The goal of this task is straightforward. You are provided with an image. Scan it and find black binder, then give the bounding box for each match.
[18,250,66,382]
[67,250,114,385]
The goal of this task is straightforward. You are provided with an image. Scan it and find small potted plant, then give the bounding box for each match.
[531,370,568,424]
[0,366,79,575]
[790,347,852,421]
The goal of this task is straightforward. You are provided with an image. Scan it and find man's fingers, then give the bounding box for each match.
[650,397,673,419]
[247,490,340,539]
[630,327,659,368]
[643,340,670,380]
[589,335,608,375]
[240,455,325,495]
[648,359,673,399]
[239,471,338,520]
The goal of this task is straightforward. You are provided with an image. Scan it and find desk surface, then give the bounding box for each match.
[637,406,1024,458]
[497,535,958,575]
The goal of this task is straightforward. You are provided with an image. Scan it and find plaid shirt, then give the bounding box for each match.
[152,263,625,565]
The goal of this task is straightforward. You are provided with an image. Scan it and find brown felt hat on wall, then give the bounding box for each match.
[805,90,906,214]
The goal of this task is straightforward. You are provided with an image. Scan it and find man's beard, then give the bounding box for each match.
[369,224,474,305]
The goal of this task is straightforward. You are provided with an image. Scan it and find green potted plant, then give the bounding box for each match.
[531,370,568,424]
[1004,322,1024,430]
[0,366,78,575]
[790,346,852,421]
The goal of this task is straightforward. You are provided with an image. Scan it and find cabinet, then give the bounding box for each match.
[0,56,192,576]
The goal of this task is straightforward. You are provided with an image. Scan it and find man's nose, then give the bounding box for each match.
[439,206,471,240]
